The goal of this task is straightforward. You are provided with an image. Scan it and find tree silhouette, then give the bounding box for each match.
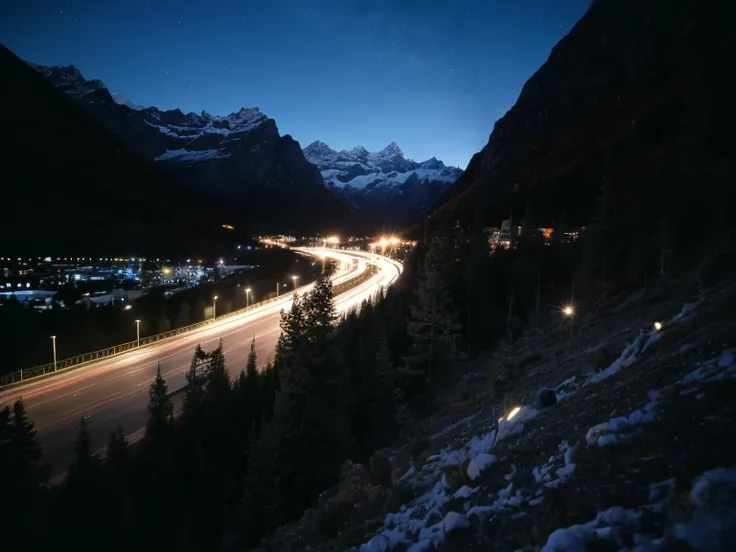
[403,239,461,384]
[146,362,173,440]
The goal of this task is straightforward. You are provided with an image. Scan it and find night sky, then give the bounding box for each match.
[2,0,590,169]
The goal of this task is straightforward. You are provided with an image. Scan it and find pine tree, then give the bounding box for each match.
[10,399,45,485]
[251,281,351,527]
[303,273,336,351]
[205,339,230,403]
[403,239,461,384]
[274,294,307,377]
[184,344,207,416]
[244,336,262,432]
[146,362,173,440]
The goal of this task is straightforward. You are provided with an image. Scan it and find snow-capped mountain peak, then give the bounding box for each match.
[303,140,462,223]
[378,141,404,158]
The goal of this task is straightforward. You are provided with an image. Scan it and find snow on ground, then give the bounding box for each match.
[540,467,736,552]
[357,295,735,552]
[586,348,735,449]
[540,348,736,551]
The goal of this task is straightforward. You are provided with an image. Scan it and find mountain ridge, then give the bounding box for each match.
[425,0,735,246]
[0,44,243,256]
[32,63,356,235]
[303,140,462,225]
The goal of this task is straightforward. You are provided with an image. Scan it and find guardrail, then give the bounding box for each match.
[0,261,377,390]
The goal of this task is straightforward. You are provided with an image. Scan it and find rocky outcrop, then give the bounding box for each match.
[33,64,353,234]
[303,141,461,225]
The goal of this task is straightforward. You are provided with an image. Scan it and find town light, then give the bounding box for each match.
[124,304,132,310]
[563,305,574,317]
[653,321,662,331]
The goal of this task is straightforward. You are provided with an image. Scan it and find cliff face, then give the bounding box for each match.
[432,0,736,265]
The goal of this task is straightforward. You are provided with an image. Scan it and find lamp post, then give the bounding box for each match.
[213,295,218,319]
[135,319,141,347]
[292,274,299,290]
[245,287,252,307]
[276,282,280,297]
[51,335,57,372]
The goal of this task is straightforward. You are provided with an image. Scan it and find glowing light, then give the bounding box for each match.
[124,305,132,310]
[214,295,218,300]
[378,238,388,247]
[563,305,574,317]
[326,236,340,245]
[245,287,251,293]
[506,406,522,421]
[389,236,400,245]
[222,224,235,230]
[653,321,662,331]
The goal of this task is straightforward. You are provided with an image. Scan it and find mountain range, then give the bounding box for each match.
[31,64,460,229]
[0,44,244,256]
[31,63,353,235]
[303,141,461,223]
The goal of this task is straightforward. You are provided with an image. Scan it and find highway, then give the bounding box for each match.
[0,247,402,476]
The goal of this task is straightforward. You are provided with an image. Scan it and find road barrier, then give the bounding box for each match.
[0,262,378,390]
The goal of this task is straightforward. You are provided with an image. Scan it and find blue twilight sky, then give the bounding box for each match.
[1,0,590,169]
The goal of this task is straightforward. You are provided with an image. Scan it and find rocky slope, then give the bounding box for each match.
[32,63,353,234]
[303,141,461,224]
[258,274,736,552]
[0,44,242,256]
[425,0,735,258]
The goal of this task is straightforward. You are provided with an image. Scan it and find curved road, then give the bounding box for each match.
[0,247,402,476]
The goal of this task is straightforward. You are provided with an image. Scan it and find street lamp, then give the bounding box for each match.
[51,335,57,371]
[562,305,574,317]
[135,319,141,347]
[292,274,299,289]
[276,282,280,297]
[124,304,132,311]
[245,287,252,307]
[213,295,218,319]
